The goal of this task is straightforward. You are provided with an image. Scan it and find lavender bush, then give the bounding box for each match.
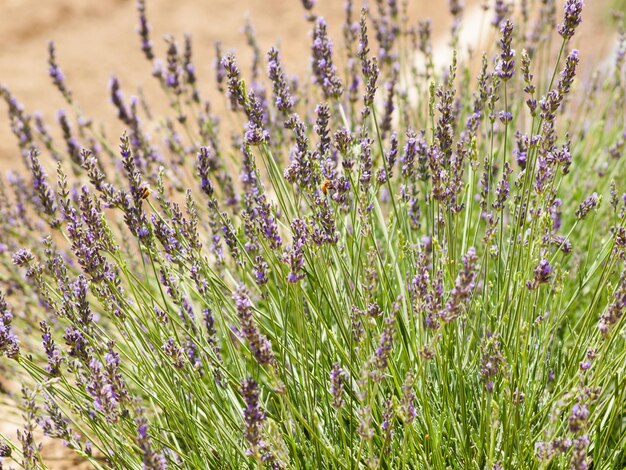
[1,0,625,468]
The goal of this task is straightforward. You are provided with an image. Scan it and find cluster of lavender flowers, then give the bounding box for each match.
[0,0,625,468]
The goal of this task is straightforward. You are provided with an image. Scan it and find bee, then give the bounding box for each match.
[321,178,331,195]
[138,182,152,200]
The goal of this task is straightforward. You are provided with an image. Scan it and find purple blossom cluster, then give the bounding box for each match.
[282,218,308,283]
[329,363,348,410]
[311,18,343,99]
[0,292,19,359]
[480,332,506,392]
[233,285,275,366]
[558,0,584,39]
[240,378,272,460]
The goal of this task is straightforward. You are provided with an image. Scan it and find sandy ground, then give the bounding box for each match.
[0,0,618,168]
[0,0,622,468]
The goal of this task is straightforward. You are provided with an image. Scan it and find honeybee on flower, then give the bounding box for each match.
[138,182,152,200]
[321,178,331,195]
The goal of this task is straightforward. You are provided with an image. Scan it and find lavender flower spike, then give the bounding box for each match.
[48,41,72,102]
[558,0,584,40]
[240,378,266,457]
[136,413,167,470]
[28,147,58,225]
[497,20,515,81]
[267,47,294,115]
[40,321,62,376]
[575,192,599,219]
[442,247,479,322]
[480,333,505,392]
[312,18,343,99]
[283,218,308,283]
[0,291,19,359]
[527,259,553,290]
[329,363,348,410]
[233,285,276,366]
[136,0,155,60]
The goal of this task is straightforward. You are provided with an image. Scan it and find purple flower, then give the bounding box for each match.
[369,317,395,382]
[109,76,132,125]
[552,235,573,254]
[315,104,331,159]
[380,64,398,135]
[492,0,510,27]
[197,146,216,197]
[40,321,62,376]
[222,53,246,110]
[233,286,275,366]
[521,50,537,113]
[163,38,182,95]
[12,248,34,266]
[253,255,269,285]
[480,332,505,392]
[568,403,590,433]
[86,357,120,422]
[284,115,318,190]
[400,371,417,423]
[310,191,339,245]
[243,91,269,146]
[163,338,187,369]
[311,18,343,99]
[72,275,93,328]
[418,19,432,56]
[492,162,512,210]
[0,292,19,359]
[256,195,282,249]
[0,86,34,152]
[535,259,552,283]
[48,41,72,102]
[357,11,379,106]
[282,218,308,283]
[63,325,88,362]
[527,259,552,289]
[599,270,625,336]
[359,137,373,191]
[442,247,479,322]
[0,443,11,457]
[183,34,197,93]
[498,111,513,123]
[136,0,154,60]
[214,42,226,92]
[575,192,599,219]
[240,378,266,457]
[558,0,584,40]
[570,435,591,469]
[267,48,294,115]
[497,20,515,81]
[329,363,348,410]
[557,50,580,99]
[136,412,167,470]
[401,129,418,178]
[28,147,57,225]
[381,396,394,446]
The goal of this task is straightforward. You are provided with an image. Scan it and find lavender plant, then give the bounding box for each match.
[0,0,625,468]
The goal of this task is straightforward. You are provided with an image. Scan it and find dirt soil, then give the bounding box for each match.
[0,0,618,168]
[0,0,621,468]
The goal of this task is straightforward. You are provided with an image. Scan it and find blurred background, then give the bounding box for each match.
[0,0,622,166]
